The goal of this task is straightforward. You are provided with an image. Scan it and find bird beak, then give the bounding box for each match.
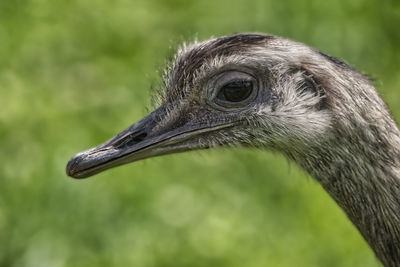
[66,107,233,179]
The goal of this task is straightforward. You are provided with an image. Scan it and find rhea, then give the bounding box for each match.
[66,34,400,266]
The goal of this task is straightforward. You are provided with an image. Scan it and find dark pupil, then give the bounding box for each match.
[218,81,253,102]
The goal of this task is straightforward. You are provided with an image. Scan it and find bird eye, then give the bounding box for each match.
[217,80,253,102]
[208,70,258,110]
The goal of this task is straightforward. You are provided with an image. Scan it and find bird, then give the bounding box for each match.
[66,33,400,266]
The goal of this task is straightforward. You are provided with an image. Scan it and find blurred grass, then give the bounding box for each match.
[0,0,399,266]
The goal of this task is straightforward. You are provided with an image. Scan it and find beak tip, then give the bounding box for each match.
[66,153,87,179]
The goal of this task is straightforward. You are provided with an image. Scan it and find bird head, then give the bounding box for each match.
[67,33,370,178]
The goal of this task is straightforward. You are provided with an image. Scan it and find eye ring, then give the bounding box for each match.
[208,70,259,110]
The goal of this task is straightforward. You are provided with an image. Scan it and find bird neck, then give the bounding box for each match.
[294,122,400,266]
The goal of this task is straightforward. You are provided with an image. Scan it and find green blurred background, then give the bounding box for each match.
[1,0,399,266]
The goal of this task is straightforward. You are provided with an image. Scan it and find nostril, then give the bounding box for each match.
[132,133,147,143]
[125,132,147,147]
[114,132,148,149]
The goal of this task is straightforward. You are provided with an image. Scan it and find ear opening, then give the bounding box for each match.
[296,68,327,110]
